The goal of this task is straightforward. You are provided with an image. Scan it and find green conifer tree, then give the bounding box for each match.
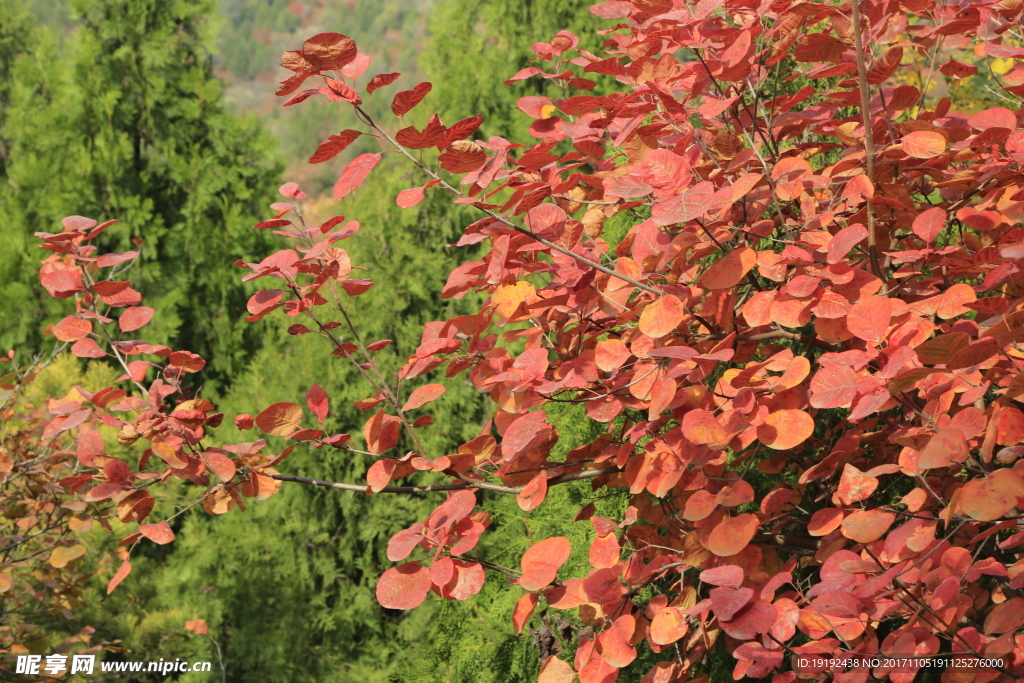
[0,0,281,389]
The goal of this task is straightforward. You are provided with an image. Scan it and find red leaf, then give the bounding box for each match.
[139,520,175,545]
[71,338,107,358]
[809,364,858,409]
[254,219,292,230]
[202,451,237,482]
[519,537,571,590]
[710,586,753,621]
[307,384,329,424]
[719,601,778,640]
[402,383,446,411]
[333,153,381,201]
[367,72,400,94]
[512,593,539,634]
[391,82,432,117]
[442,115,484,148]
[302,33,357,71]
[309,130,362,164]
[983,597,1024,634]
[106,558,132,594]
[866,47,903,84]
[367,459,397,493]
[438,140,487,173]
[517,472,548,511]
[363,409,401,453]
[387,524,424,562]
[437,560,485,600]
[169,351,206,373]
[588,532,619,569]
[255,402,303,437]
[376,562,432,609]
[341,52,370,79]
[706,514,758,556]
[699,565,744,588]
[596,614,637,667]
[397,186,426,208]
[118,306,154,332]
[54,317,92,342]
[846,295,892,344]
[912,207,946,243]
[826,224,868,264]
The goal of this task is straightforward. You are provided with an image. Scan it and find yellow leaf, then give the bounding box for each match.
[49,544,87,569]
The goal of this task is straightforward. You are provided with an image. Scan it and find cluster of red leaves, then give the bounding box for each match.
[257,3,1024,678]
[0,360,113,667]
[18,0,1024,678]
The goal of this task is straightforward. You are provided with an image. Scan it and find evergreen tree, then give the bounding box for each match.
[0,0,281,389]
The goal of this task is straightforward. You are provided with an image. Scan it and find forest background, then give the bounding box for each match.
[0,0,1009,681]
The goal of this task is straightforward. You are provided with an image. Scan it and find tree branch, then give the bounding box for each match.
[268,465,621,495]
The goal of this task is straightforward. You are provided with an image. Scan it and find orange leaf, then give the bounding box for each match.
[255,402,303,437]
[139,521,175,545]
[836,464,878,505]
[363,409,401,453]
[699,247,756,290]
[516,472,548,511]
[960,469,1024,521]
[588,532,620,569]
[367,459,397,492]
[901,131,946,158]
[185,619,209,635]
[808,508,844,536]
[706,514,758,556]
[595,339,630,372]
[53,317,92,342]
[519,537,571,591]
[402,383,446,411]
[757,409,813,450]
[537,657,575,683]
[917,427,969,469]
[846,295,892,344]
[650,607,688,645]
[638,294,686,338]
[106,558,132,594]
[841,509,895,543]
[682,409,727,445]
[512,593,539,635]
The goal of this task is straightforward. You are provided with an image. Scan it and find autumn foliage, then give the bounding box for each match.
[8,0,1024,679]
